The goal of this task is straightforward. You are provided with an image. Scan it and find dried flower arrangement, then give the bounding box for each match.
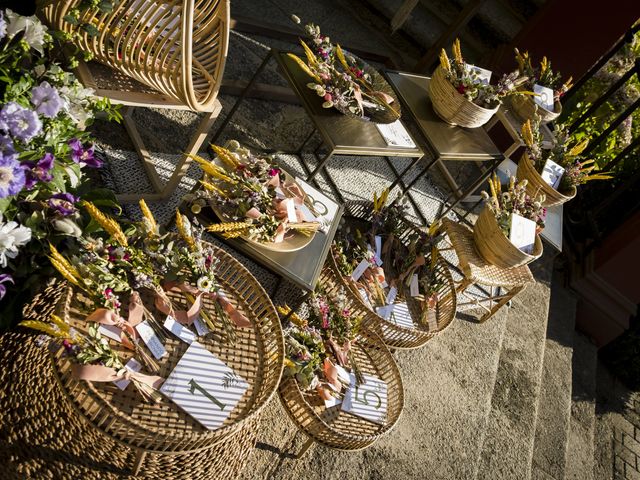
[514,49,573,103]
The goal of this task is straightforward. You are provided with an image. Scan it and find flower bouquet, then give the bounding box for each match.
[288,16,400,124]
[430,39,526,128]
[517,117,611,206]
[280,288,362,403]
[509,49,573,123]
[474,173,546,268]
[190,143,320,252]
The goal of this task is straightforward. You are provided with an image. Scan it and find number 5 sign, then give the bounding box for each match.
[161,341,249,430]
[342,373,388,425]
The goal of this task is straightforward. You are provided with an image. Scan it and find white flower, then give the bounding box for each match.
[5,9,48,55]
[196,276,214,293]
[0,214,32,267]
[53,218,82,237]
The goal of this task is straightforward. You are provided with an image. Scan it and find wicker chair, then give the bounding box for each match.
[41,0,230,202]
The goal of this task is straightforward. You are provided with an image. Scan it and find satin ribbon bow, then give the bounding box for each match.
[71,363,164,390]
[85,292,145,349]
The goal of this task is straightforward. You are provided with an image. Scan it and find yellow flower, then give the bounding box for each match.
[209,145,240,169]
[568,139,589,156]
[200,180,226,197]
[452,38,463,65]
[301,40,319,67]
[138,199,157,235]
[277,305,306,327]
[206,222,251,233]
[521,119,535,148]
[540,56,548,76]
[81,201,128,246]
[48,243,81,287]
[190,155,235,183]
[287,53,322,83]
[175,210,196,251]
[439,49,452,74]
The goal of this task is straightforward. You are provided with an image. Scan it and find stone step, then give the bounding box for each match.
[565,331,598,480]
[474,251,555,480]
[530,268,577,480]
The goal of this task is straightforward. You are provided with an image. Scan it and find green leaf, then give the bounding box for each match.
[63,14,79,25]
[98,1,114,13]
[82,24,100,37]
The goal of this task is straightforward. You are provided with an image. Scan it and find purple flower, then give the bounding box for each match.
[0,12,6,41]
[47,192,79,216]
[68,138,101,168]
[0,102,42,142]
[31,82,63,119]
[24,152,54,189]
[0,273,13,301]
[0,155,26,198]
[0,135,16,160]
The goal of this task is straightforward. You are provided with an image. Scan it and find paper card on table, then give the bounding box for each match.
[533,83,555,111]
[164,316,196,344]
[341,373,388,425]
[410,274,420,297]
[385,286,398,306]
[192,316,211,337]
[295,177,339,232]
[541,159,565,189]
[136,321,167,360]
[297,204,316,222]
[375,236,383,265]
[465,63,492,85]
[351,259,370,281]
[99,324,122,343]
[375,120,416,148]
[509,213,537,254]
[283,198,297,223]
[160,341,249,431]
[358,288,373,309]
[388,303,414,329]
[113,358,142,390]
[375,304,394,320]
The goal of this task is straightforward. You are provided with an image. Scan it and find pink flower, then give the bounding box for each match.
[323,93,332,102]
[268,168,279,177]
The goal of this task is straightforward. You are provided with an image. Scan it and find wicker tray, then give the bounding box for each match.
[516,152,577,207]
[278,268,404,451]
[507,94,562,124]
[473,206,543,269]
[51,241,284,454]
[428,65,498,128]
[330,201,456,349]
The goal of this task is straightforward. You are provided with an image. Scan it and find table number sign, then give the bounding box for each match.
[541,159,565,189]
[163,316,197,344]
[465,64,492,85]
[533,84,555,111]
[342,373,388,425]
[509,213,537,254]
[160,341,249,430]
[375,120,416,148]
[388,302,414,329]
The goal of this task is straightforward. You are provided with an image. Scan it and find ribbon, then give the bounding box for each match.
[71,363,164,390]
[155,282,251,329]
[327,338,351,367]
[370,90,395,105]
[399,254,425,284]
[86,292,145,349]
[323,358,343,392]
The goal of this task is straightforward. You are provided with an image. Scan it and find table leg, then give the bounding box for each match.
[131,449,147,476]
[479,285,523,323]
[306,150,344,203]
[295,436,316,459]
[383,156,427,224]
[397,155,440,194]
[210,51,273,144]
[296,127,317,155]
[388,155,423,191]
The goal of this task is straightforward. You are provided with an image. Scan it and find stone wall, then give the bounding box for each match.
[614,393,640,479]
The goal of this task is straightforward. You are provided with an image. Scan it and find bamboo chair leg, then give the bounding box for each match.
[478,285,524,323]
[131,449,147,476]
[295,436,316,459]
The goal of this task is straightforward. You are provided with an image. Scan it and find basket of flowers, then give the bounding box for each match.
[429,39,525,128]
[187,142,321,252]
[517,117,611,207]
[508,49,573,124]
[474,174,545,268]
[287,16,401,124]
[278,277,404,451]
[327,192,456,349]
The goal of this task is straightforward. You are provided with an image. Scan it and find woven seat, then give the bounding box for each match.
[1,283,260,479]
[329,200,457,349]
[47,241,283,473]
[41,0,230,202]
[441,218,534,322]
[278,268,404,456]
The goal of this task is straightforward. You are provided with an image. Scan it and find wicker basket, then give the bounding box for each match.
[279,268,404,451]
[507,94,562,124]
[516,152,577,207]
[42,0,229,112]
[428,66,499,128]
[51,240,284,454]
[473,206,543,269]
[331,201,457,349]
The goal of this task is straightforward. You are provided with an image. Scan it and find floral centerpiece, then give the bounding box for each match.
[510,49,573,122]
[189,143,319,246]
[517,116,612,206]
[288,15,400,123]
[474,173,546,268]
[431,38,525,127]
[0,9,120,328]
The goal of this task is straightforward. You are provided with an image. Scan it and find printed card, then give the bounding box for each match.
[164,316,197,344]
[509,213,537,254]
[98,324,122,343]
[410,274,420,297]
[358,288,373,309]
[385,286,398,306]
[342,373,388,425]
[160,341,249,431]
[389,303,414,329]
[375,120,416,148]
[465,63,492,85]
[375,236,383,266]
[192,316,211,337]
[285,198,298,223]
[541,159,565,189]
[351,259,370,281]
[533,84,555,111]
[375,304,394,320]
[136,321,167,359]
[113,357,142,390]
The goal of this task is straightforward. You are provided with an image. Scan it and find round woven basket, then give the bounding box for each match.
[279,267,404,451]
[507,94,562,124]
[473,205,543,269]
[331,201,456,349]
[51,240,284,454]
[516,152,577,207]
[428,66,499,128]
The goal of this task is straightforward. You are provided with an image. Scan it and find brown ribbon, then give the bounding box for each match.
[86,292,145,349]
[71,363,164,389]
